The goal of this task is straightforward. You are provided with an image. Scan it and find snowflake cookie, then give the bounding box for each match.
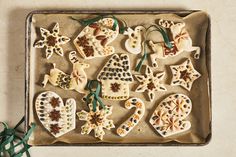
[149,94,192,137]
[35,91,76,137]
[73,18,119,59]
[117,98,145,137]
[97,54,133,100]
[77,104,115,140]
[34,23,70,59]
[170,58,201,91]
[134,65,166,102]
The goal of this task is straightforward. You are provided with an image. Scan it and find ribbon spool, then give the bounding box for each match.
[0,117,35,157]
[85,80,106,112]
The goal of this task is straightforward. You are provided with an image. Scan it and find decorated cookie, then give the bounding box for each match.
[42,51,89,93]
[170,58,201,91]
[35,91,76,137]
[148,19,200,67]
[73,18,119,59]
[117,98,145,137]
[34,23,70,59]
[134,65,166,102]
[149,94,192,137]
[77,103,115,140]
[97,54,133,100]
[124,26,146,54]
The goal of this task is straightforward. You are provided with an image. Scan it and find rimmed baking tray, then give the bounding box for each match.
[25,10,211,146]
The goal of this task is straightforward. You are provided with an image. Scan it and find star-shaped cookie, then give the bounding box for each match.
[134,65,167,102]
[34,23,70,59]
[170,58,201,91]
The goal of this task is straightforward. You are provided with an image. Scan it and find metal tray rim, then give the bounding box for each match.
[25,9,212,146]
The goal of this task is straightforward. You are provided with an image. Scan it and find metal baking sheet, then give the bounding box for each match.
[25,10,211,146]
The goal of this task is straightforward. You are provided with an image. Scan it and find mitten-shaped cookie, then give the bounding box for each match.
[149,94,192,137]
[35,91,76,137]
[74,18,119,59]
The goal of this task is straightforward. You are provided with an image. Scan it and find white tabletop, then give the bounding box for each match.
[0,0,235,156]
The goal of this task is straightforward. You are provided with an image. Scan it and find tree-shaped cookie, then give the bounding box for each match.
[34,23,70,59]
[149,94,192,137]
[170,58,201,91]
[35,91,76,138]
[134,65,167,102]
[97,54,133,100]
[73,18,119,59]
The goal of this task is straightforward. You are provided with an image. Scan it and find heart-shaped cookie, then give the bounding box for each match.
[149,94,192,137]
[35,91,76,138]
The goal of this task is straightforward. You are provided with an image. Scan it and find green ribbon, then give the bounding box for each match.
[85,80,105,112]
[157,26,172,48]
[73,15,104,26]
[114,17,128,34]
[0,117,36,157]
[70,15,127,34]
[135,25,172,72]
[135,41,148,72]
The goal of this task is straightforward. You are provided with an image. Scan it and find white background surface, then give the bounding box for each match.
[0,0,235,156]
